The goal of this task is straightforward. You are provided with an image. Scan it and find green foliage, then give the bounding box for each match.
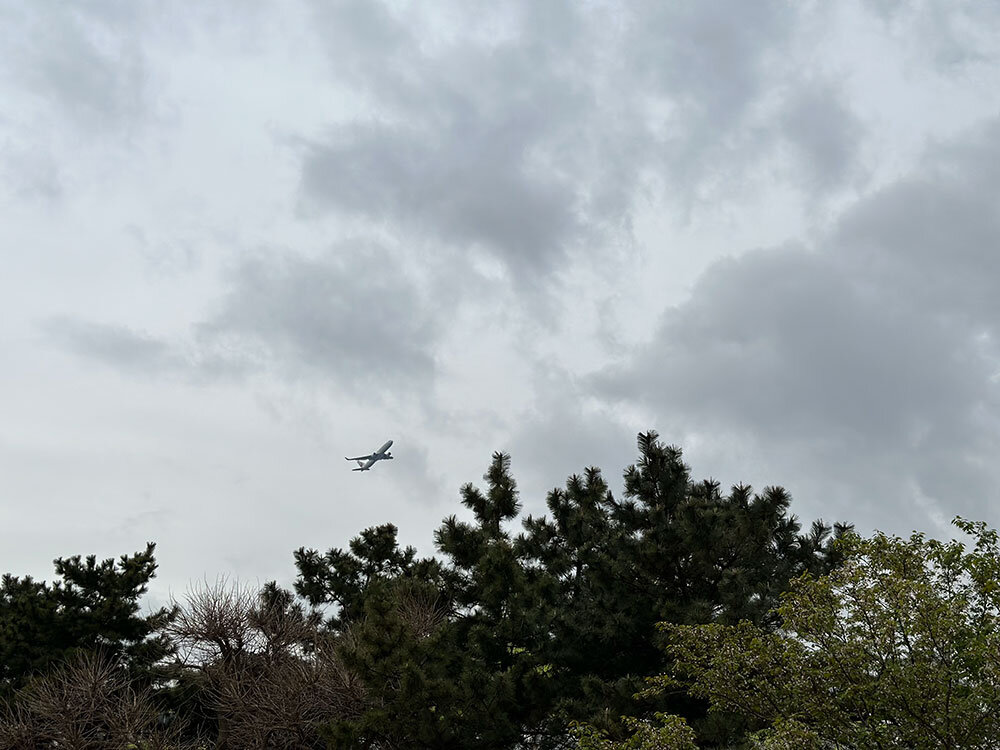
[324,577,516,749]
[663,518,1000,748]
[0,432,861,747]
[518,432,849,743]
[746,719,823,750]
[326,453,555,748]
[571,713,699,750]
[294,523,443,631]
[0,543,174,700]
[431,451,556,745]
[293,434,847,748]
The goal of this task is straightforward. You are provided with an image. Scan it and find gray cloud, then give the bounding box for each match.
[778,81,865,191]
[1,3,149,132]
[198,244,439,394]
[836,121,1000,323]
[0,2,160,204]
[507,366,638,513]
[598,245,989,440]
[297,0,858,297]
[866,1,1000,69]
[300,118,583,282]
[381,437,447,509]
[1,141,62,201]
[42,243,440,400]
[299,0,596,285]
[594,119,1000,533]
[625,0,793,179]
[42,318,185,376]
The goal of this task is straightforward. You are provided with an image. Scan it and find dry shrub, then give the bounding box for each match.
[394,584,447,640]
[168,579,365,749]
[0,650,179,750]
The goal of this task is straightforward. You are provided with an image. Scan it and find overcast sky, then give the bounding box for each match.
[4,0,1000,604]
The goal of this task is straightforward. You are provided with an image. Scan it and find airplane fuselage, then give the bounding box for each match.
[346,439,394,471]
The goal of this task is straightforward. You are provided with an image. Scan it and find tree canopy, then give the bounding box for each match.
[660,518,1000,749]
[1,432,866,748]
[0,543,174,701]
[292,432,850,747]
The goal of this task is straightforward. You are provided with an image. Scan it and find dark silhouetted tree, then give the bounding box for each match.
[519,432,851,745]
[0,543,174,702]
[291,433,852,748]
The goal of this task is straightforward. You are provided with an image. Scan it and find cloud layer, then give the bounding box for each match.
[5,1,1000,599]
[595,119,1000,532]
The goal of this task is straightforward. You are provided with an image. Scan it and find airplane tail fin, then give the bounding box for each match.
[357,460,365,468]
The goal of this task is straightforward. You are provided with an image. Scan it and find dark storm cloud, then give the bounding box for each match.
[594,119,1000,532]
[298,0,859,290]
[198,245,438,393]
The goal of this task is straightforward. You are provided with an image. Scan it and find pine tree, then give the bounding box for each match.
[432,451,556,747]
[0,543,175,701]
[291,434,852,748]
[294,523,443,631]
[519,432,851,745]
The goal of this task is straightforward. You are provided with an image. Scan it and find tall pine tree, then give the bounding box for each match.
[0,543,174,701]
[291,433,852,748]
[519,432,851,744]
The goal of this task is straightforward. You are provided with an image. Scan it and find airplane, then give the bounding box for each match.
[345,439,394,471]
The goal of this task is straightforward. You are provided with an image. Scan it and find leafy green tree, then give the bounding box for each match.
[662,518,1000,749]
[571,713,698,750]
[0,543,174,701]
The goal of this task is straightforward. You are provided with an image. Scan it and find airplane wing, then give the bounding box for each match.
[345,454,374,461]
